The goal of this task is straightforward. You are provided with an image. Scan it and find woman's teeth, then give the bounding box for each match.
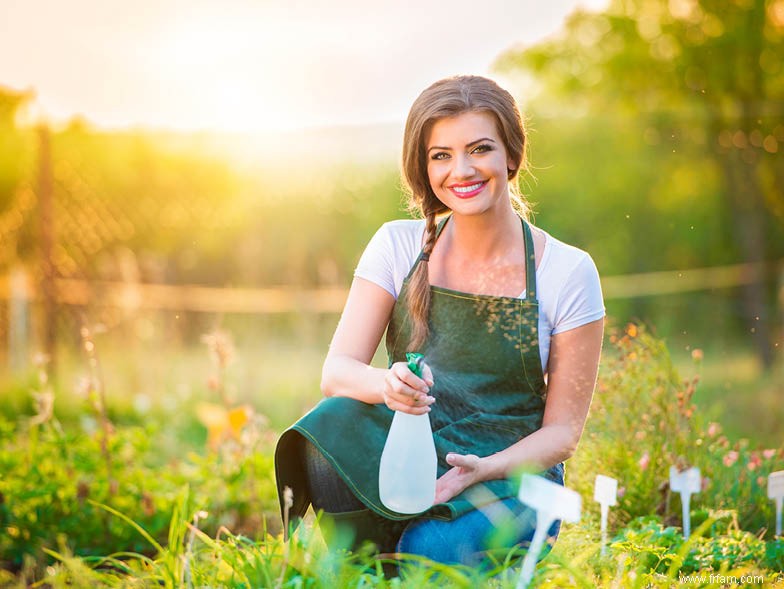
[453,182,484,193]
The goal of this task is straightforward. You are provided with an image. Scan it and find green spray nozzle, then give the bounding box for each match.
[405,352,425,378]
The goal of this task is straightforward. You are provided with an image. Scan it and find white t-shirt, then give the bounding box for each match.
[354,219,605,375]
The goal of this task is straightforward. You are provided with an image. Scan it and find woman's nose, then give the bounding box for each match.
[452,154,475,178]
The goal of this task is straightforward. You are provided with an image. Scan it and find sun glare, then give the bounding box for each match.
[148,22,293,132]
[1,0,613,134]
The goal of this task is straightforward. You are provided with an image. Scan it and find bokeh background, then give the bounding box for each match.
[1,0,782,446]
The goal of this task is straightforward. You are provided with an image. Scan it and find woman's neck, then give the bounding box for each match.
[443,204,523,263]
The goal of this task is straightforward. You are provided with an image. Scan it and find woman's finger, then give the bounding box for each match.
[445,453,480,470]
[391,361,431,393]
[385,363,432,402]
[386,397,431,415]
[382,369,434,413]
[383,386,433,412]
[421,363,435,387]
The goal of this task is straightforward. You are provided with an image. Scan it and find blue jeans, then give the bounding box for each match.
[396,464,564,567]
[396,498,561,567]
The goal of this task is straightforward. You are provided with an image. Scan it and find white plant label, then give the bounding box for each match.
[594,474,618,506]
[516,475,581,589]
[594,475,618,555]
[670,466,701,538]
[670,466,701,494]
[769,471,784,498]
[769,470,784,536]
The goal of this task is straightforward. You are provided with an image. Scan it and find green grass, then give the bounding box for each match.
[670,345,783,448]
[1,322,783,586]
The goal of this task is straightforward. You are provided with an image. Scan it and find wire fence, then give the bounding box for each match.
[0,258,781,312]
[1,124,782,373]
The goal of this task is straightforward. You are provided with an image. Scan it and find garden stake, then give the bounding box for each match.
[594,474,617,555]
[768,470,784,536]
[669,466,701,538]
[516,474,581,589]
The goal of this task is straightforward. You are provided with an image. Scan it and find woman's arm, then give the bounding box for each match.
[321,277,434,413]
[434,317,604,503]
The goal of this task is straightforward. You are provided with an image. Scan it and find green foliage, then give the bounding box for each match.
[0,415,280,572]
[569,324,700,524]
[496,0,784,369]
[611,514,768,574]
[1,327,783,585]
[569,323,783,533]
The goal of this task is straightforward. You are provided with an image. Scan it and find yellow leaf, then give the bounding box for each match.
[196,402,253,449]
[228,405,253,436]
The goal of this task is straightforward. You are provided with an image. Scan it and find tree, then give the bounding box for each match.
[497,0,784,369]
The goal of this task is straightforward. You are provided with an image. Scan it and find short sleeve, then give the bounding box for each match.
[551,254,605,335]
[353,224,397,298]
[353,220,424,299]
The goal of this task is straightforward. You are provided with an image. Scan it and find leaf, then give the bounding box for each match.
[196,402,253,448]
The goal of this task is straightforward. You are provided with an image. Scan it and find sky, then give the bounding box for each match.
[0,0,609,132]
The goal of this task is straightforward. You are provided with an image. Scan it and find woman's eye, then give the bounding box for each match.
[472,144,493,154]
[431,152,450,160]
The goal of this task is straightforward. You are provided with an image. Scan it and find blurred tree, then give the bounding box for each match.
[0,88,30,209]
[497,0,784,369]
[0,87,34,267]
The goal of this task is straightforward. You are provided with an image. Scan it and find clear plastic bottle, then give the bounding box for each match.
[378,353,437,514]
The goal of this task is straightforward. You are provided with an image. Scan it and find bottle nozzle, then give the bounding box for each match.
[405,352,425,378]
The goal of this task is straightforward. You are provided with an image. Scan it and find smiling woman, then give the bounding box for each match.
[275,75,605,569]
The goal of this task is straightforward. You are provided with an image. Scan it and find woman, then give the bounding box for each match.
[275,75,604,566]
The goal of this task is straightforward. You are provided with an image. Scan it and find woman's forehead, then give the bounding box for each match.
[426,111,500,146]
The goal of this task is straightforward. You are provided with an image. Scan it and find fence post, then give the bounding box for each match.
[8,266,30,373]
[38,125,56,375]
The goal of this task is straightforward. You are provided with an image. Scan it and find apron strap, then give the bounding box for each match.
[522,218,537,300]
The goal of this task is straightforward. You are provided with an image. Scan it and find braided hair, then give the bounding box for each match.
[400,75,530,350]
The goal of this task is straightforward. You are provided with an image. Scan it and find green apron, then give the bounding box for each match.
[275,215,557,538]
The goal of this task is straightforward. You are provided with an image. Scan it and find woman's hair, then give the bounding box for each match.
[400,75,530,351]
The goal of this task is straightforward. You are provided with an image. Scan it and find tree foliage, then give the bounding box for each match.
[496,0,784,368]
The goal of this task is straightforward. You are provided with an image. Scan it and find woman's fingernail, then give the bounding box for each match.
[426,397,435,405]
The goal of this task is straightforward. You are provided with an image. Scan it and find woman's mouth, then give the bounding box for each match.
[448,180,488,199]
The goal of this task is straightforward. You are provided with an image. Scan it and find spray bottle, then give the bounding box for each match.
[378,352,437,514]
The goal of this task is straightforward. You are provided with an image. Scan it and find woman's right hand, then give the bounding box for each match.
[382,362,435,415]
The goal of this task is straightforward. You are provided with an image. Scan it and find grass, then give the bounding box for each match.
[670,344,783,448]
[1,321,783,587]
[12,507,784,588]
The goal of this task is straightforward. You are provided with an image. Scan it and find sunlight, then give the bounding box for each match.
[138,17,306,132]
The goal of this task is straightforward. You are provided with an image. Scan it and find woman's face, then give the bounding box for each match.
[425,110,515,217]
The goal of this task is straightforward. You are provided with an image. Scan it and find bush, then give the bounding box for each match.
[0,415,279,571]
[569,324,783,534]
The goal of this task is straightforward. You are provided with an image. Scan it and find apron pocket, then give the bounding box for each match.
[470,414,542,440]
[433,413,540,460]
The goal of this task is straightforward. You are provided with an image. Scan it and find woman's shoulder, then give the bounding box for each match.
[359,218,425,264]
[355,218,426,298]
[541,228,592,259]
[379,218,426,237]
[535,226,599,281]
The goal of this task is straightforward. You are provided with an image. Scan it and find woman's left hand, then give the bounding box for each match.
[434,453,484,504]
